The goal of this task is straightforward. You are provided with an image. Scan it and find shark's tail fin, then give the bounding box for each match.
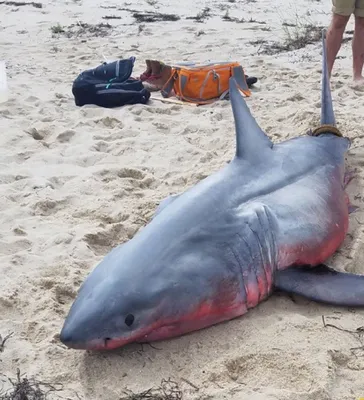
[309,29,343,138]
[321,29,336,127]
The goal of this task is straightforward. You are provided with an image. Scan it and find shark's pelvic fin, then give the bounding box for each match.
[229,77,273,160]
[274,264,364,307]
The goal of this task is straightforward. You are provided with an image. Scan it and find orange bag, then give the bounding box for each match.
[161,61,251,105]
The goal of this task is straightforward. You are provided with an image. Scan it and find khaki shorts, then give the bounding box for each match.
[332,0,364,17]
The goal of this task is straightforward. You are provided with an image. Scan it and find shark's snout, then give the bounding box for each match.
[59,305,145,351]
[59,325,109,350]
[59,324,87,349]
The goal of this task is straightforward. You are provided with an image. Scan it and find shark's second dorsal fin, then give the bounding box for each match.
[229,77,273,160]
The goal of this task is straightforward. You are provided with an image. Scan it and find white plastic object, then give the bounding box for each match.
[0,61,9,104]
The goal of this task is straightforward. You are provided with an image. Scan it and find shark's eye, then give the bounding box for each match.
[125,314,134,327]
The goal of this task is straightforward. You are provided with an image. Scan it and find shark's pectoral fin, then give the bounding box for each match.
[152,194,180,219]
[274,264,364,307]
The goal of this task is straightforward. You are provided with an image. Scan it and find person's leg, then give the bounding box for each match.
[353,1,364,81]
[326,14,351,77]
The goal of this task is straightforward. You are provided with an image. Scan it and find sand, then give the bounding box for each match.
[1,0,364,398]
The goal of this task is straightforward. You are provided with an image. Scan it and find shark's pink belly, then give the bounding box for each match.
[143,265,274,343]
[143,301,248,343]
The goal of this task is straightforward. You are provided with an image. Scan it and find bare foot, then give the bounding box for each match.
[349,77,364,91]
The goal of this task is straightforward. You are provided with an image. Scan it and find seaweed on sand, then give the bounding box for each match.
[0,369,63,400]
[120,379,183,400]
[0,1,42,8]
[132,12,180,23]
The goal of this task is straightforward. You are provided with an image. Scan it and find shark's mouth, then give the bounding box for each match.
[76,324,182,351]
[71,330,150,351]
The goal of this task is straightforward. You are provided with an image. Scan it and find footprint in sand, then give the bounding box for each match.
[349,81,364,93]
[54,285,77,305]
[144,106,172,116]
[0,238,32,256]
[152,121,170,131]
[26,126,50,141]
[24,95,40,103]
[91,140,110,153]
[328,349,364,398]
[94,116,124,129]
[129,106,144,116]
[0,286,21,324]
[169,104,182,112]
[333,80,345,90]
[31,198,68,217]
[13,227,27,236]
[80,108,106,119]
[117,168,146,180]
[48,176,73,189]
[94,167,146,184]
[284,71,300,80]
[222,352,320,392]
[286,93,305,102]
[336,87,351,99]
[54,93,69,105]
[210,112,224,122]
[83,223,128,256]
[346,240,364,274]
[57,129,75,143]
[0,294,16,312]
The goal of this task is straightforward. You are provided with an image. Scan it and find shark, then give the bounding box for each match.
[60,30,363,351]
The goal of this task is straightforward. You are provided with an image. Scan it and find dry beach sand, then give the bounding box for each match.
[1,0,364,398]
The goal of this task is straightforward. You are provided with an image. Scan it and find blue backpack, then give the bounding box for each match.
[72,57,150,108]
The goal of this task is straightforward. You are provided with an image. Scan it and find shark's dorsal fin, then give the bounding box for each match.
[229,77,273,160]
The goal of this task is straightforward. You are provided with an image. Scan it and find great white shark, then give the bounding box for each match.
[60,30,363,351]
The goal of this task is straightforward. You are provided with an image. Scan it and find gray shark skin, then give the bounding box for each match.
[60,30,363,351]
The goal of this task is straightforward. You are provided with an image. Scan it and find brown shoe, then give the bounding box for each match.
[143,61,172,92]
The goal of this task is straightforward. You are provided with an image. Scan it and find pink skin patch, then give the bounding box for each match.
[96,301,248,351]
[257,274,270,302]
[244,274,272,309]
[144,298,247,343]
[245,280,260,309]
[85,280,253,350]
